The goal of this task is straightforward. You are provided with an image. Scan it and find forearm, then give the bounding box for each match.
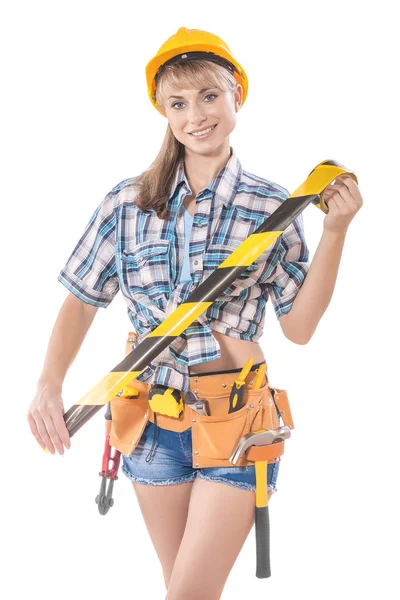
[283,230,347,343]
[38,293,98,388]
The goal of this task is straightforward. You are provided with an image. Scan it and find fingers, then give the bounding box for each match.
[325,175,363,208]
[27,411,54,453]
[335,174,356,188]
[324,195,341,213]
[28,382,72,456]
[334,175,353,184]
[325,187,352,211]
[27,406,70,456]
[323,183,357,212]
[52,409,71,451]
[41,412,66,455]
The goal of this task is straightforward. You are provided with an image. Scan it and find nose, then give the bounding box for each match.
[187,103,207,125]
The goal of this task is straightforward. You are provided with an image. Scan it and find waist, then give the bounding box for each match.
[189,329,265,375]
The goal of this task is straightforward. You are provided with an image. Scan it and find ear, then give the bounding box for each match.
[234,84,243,111]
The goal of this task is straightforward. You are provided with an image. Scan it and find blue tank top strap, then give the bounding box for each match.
[179,207,194,283]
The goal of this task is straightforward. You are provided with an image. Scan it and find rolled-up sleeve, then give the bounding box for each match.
[57,192,119,308]
[266,211,310,319]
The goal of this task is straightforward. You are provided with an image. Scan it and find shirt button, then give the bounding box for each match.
[194,260,199,265]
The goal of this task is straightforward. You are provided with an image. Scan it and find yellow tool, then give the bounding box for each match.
[118,385,139,398]
[148,384,184,418]
[253,363,267,390]
[228,357,254,413]
[253,362,270,576]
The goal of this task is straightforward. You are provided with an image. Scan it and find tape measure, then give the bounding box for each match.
[148,384,184,418]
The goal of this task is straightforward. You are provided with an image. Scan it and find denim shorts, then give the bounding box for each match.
[121,419,280,495]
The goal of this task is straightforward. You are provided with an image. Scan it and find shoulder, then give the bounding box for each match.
[240,168,290,202]
[106,175,142,208]
[233,168,290,217]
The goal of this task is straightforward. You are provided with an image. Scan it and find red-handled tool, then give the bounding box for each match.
[95,428,121,515]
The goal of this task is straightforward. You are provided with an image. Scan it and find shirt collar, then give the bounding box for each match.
[168,146,242,209]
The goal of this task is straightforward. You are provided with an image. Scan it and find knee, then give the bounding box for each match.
[166,588,221,600]
[166,575,222,600]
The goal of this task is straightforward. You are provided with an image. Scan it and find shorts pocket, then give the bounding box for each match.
[109,390,150,458]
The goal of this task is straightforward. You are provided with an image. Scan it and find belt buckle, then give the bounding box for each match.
[185,390,209,416]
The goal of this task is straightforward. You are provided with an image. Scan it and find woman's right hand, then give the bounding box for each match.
[27,380,71,455]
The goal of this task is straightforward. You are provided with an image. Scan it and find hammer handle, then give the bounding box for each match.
[255,505,271,578]
[254,460,271,578]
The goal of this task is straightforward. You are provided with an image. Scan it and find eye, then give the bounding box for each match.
[171,93,218,110]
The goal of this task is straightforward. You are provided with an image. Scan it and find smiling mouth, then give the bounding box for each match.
[189,124,217,136]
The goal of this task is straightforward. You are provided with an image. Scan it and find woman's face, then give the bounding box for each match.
[161,81,243,156]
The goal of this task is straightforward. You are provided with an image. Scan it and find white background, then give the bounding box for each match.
[2,1,399,598]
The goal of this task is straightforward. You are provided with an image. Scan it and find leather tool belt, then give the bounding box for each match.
[107,332,295,469]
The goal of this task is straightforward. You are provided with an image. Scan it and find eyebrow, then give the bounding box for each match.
[168,88,216,100]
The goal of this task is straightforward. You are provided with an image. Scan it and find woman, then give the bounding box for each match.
[27,27,363,599]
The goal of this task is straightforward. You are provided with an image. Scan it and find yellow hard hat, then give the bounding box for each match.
[145,27,248,116]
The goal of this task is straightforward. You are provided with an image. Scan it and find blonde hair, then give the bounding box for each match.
[134,59,238,220]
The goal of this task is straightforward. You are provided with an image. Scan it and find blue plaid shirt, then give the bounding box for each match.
[58,147,310,392]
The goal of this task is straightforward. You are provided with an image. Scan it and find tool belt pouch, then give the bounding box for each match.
[108,388,150,458]
[108,331,150,457]
[191,378,293,468]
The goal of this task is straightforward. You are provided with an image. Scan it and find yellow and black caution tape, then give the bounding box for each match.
[63,160,358,436]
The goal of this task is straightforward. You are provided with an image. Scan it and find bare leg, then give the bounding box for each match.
[131,480,194,589]
[166,478,272,600]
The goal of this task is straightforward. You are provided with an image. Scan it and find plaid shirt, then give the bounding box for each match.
[58,147,310,392]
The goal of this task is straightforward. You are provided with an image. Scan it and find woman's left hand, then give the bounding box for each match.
[322,175,364,235]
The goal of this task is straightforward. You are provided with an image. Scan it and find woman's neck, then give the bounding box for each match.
[184,144,232,197]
